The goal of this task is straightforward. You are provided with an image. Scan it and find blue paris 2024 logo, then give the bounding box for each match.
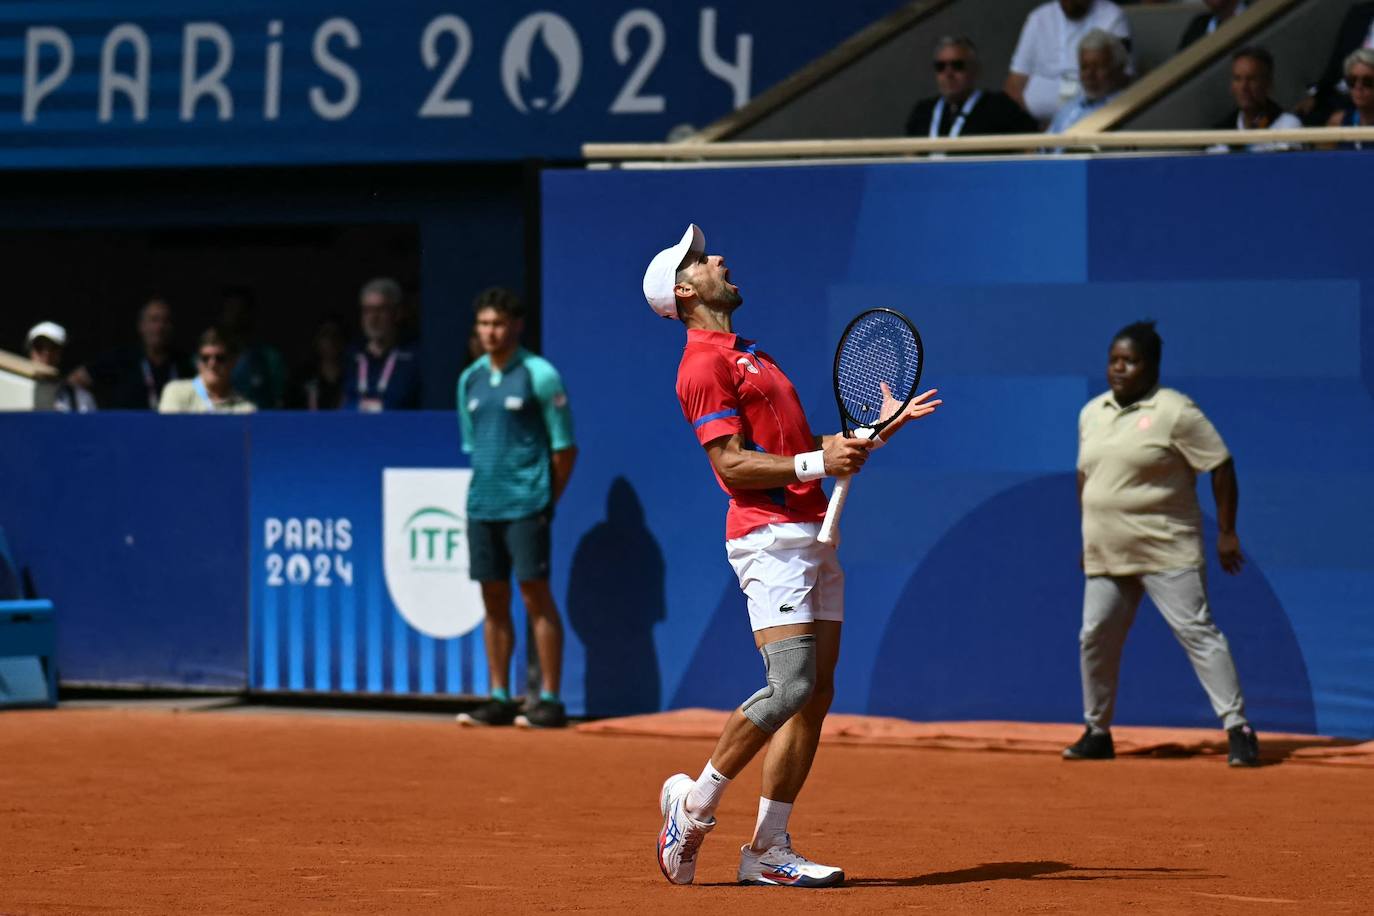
[263,516,354,587]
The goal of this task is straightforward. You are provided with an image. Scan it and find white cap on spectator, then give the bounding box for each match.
[25,321,67,349]
[643,224,705,319]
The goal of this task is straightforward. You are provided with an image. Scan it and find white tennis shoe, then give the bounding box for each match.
[738,834,845,887]
[656,773,715,885]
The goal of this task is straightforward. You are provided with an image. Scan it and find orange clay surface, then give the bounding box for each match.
[1,706,1371,915]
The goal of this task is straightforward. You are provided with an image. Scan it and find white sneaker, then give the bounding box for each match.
[737,833,844,887]
[656,773,715,885]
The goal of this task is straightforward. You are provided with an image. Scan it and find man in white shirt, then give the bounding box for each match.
[1006,0,1133,123]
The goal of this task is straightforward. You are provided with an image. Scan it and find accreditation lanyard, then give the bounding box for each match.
[356,349,398,398]
[142,358,178,409]
[930,90,982,138]
[192,376,218,411]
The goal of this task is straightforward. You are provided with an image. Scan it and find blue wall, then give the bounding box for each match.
[542,153,1374,739]
[3,153,1371,739]
[0,414,248,687]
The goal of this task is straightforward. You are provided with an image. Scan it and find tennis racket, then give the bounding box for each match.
[816,308,924,545]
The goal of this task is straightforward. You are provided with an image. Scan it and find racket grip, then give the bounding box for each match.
[817,475,852,545]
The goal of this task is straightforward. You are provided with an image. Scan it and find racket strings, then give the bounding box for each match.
[836,314,922,428]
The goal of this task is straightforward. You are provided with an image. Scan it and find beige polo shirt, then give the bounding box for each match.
[158,379,257,414]
[1078,386,1229,576]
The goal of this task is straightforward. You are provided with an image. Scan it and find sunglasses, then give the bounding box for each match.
[199,351,229,365]
[1348,75,1374,90]
[933,59,968,73]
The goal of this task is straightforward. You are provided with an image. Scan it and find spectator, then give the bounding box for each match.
[1006,0,1132,123]
[1298,2,1374,125]
[1325,49,1374,149]
[24,322,95,413]
[158,327,256,414]
[1047,30,1131,134]
[292,315,347,410]
[342,277,421,411]
[1178,1,1248,52]
[1211,48,1301,153]
[1065,320,1259,768]
[905,37,1039,139]
[221,287,286,409]
[454,287,577,729]
[69,298,192,409]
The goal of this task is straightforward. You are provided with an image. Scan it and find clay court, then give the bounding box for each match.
[2,705,1371,914]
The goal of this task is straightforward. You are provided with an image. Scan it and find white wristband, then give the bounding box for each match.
[794,449,827,482]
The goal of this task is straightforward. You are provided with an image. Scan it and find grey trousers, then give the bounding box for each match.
[1080,568,1248,731]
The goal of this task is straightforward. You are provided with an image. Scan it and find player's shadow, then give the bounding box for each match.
[566,478,666,717]
[847,861,1216,887]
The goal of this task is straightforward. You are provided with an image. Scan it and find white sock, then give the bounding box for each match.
[684,761,730,821]
[750,797,793,852]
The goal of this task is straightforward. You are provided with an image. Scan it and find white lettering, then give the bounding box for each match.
[304,518,324,551]
[264,518,284,550]
[335,518,353,551]
[286,554,311,584]
[99,24,150,123]
[264,20,283,120]
[266,553,284,586]
[284,518,303,550]
[310,17,360,121]
[313,554,332,587]
[181,22,234,121]
[610,10,665,114]
[334,554,354,586]
[419,15,474,118]
[699,8,751,109]
[23,27,74,124]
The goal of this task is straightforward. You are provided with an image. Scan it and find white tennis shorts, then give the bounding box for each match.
[725,522,845,632]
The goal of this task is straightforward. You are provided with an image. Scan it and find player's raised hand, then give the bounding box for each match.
[823,434,875,476]
[877,384,942,441]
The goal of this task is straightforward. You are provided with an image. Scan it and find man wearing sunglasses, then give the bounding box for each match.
[904,37,1038,139]
[158,328,257,414]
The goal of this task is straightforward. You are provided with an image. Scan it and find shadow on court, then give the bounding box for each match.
[567,477,666,717]
[846,861,1217,887]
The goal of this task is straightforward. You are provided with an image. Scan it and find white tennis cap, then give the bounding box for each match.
[25,321,67,349]
[643,223,705,319]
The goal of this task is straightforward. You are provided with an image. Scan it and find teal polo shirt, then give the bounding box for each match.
[457,348,575,521]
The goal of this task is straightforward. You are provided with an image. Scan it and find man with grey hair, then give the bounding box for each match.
[1047,29,1130,133]
[342,276,421,410]
[904,36,1038,138]
[1007,0,1132,123]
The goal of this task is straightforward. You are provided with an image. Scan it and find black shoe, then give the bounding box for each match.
[515,699,568,729]
[456,698,520,727]
[1227,724,1260,767]
[1062,727,1115,760]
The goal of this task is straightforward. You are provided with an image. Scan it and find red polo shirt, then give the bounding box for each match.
[676,328,828,539]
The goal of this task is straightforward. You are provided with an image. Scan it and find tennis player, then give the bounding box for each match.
[643,225,940,887]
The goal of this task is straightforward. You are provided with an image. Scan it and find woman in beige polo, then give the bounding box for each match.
[1065,320,1259,767]
[158,327,256,415]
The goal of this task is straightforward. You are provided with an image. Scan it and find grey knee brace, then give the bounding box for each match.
[741,634,817,734]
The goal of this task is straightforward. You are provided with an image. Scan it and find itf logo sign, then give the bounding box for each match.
[382,468,484,639]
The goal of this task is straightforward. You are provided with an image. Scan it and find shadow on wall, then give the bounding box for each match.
[867,474,1317,734]
[567,478,666,717]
